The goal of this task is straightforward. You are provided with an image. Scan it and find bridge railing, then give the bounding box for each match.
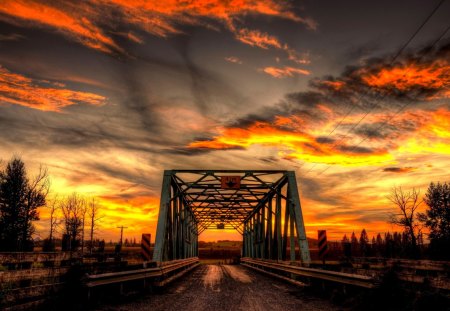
[241,257,378,288]
[84,257,199,288]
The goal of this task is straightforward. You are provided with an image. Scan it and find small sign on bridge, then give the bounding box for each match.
[141,233,152,261]
[318,230,328,259]
[221,176,241,189]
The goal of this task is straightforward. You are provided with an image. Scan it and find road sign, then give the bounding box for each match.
[318,230,328,258]
[141,233,152,261]
[221,176,241,189]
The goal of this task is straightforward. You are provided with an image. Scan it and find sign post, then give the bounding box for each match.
[318,230,328,265]
[141,233,152,261]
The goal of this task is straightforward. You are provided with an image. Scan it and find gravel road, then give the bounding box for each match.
[95,264,342,311]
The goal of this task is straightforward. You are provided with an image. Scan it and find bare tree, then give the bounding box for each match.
[87,197,102,254]
[42,196,60,252]
[60,193,85,251]
[81,204,87,254]
[48,196,59,241]
[387,186,422,258]
[23,165,50,248]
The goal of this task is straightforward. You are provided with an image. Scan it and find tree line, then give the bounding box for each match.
[341,229,424,258]
[341,183,450,260]
[0,157,102,252]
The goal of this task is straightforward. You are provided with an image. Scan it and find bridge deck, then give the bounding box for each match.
[94,264,339,311]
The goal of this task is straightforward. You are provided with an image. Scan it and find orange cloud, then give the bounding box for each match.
[399,108,450,155]
[187,107,450,166]
[361,61,450,98]
[188,118,392,166]
[262,66,310,78]
[0,1,121,54]
[286,48,311,64]
[225,56,242,64]
[0,0,313,55]
[107,0,298,23]
[0,66,106,112]
[318,80,345,91]
[383,167,416,173]
[234,28,282,49]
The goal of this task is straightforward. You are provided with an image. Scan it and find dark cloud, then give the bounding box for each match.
[353,123,395,139]
[0,33,24,41]
[337,145,376,154]
[383,167,416,173]
[315,136,335,144]
[167,144,246,156]
[189,40,450,155]
[259,156,279,163]
[314,208,391,223]
[300,177,344,206]
[83,161,160,190]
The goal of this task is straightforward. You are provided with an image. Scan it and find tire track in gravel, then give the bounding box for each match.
[95,264,344,311]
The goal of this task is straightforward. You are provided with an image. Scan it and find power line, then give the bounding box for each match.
[316,24,450,176]
[302,0,448,175]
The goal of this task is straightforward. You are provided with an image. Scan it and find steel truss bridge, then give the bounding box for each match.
[153,170,311,264]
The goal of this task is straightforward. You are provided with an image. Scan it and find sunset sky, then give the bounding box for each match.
[0,0,449,243]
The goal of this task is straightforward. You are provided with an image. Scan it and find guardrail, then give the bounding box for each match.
[241,257,377,288]
[85,257,200,288]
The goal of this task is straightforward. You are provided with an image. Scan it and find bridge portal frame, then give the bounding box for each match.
[152,170,310,265]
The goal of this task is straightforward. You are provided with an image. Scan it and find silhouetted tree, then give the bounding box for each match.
[350,231,359,256]
[342,234,349,244]
[87,197,102,254]
[385,232,393,257]
[393,232,402,257]
[43,196,59,251]
[0,157,49,251]
[359,229,369,256]
[419,181,450,259]
[60,193,85,251]
[388,186,422,258]
[375,233,384,257]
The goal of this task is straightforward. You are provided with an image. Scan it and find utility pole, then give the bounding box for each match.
[117,226,128,246]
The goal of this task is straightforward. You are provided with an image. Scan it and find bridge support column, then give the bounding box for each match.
[287,172,311,265]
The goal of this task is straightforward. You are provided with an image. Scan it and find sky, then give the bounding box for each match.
[0,0,449,243]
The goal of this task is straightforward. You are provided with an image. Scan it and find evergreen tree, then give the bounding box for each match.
[376,233,384,257]
[342,234,349,243]
[419,182,450,259]
[359,229,369,256]
[385,232,393,257]
[350,231,359,256]
[0,158,48,251]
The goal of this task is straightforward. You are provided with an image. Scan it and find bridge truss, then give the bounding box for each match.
[153,170,310,265]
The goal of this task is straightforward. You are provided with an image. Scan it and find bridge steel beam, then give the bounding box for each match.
[153,171,199,262]
[153,170,310,265]
[242,172,311,265]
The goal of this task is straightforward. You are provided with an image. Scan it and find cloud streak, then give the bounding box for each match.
[187,106,450,166]
[0,1,122,54]
[0,65,106,112]
[262,66,311,78]
[0,0,314,58]
[187,116,393,166]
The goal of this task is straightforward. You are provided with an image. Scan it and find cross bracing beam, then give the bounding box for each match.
[152,170,310,265]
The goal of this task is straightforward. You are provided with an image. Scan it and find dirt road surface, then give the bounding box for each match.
[95,264,342,311]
